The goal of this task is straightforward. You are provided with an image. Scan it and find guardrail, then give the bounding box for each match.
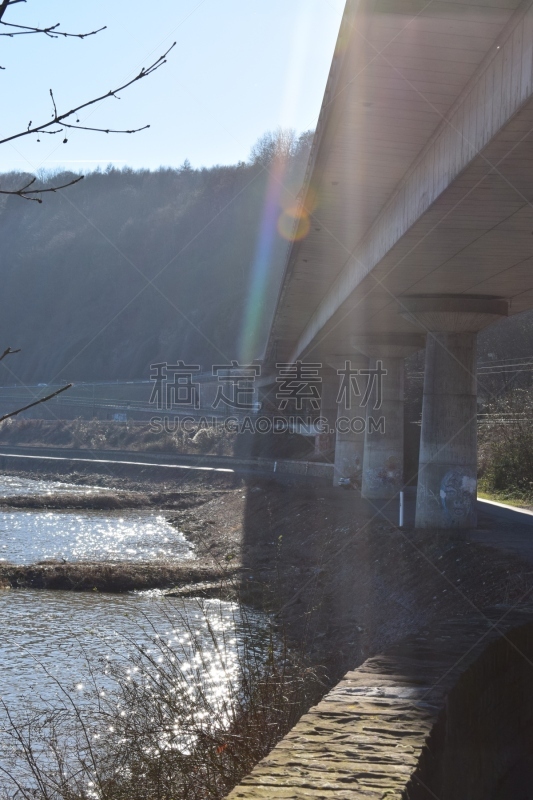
[0,445,334,481]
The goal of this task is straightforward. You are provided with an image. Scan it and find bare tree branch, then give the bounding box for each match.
[48,89,150,135]
[0,0,18,24]
[1,43,175,147]
[0,39,176,200]
[0,346,21,361]
[62,121,150,135]
[0,175,84,203]
[0,21,106,38]
[0,0,11,58]
[0,0,96,39]
[0,383,72,423]
[0,346,72,418]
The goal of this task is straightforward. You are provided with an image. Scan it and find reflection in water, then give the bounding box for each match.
[0,509,193,564]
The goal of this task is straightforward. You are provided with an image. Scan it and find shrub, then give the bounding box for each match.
[0,599,322,800]
[479,389,533,503]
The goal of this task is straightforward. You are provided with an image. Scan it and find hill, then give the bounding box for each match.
[0,130,312,384]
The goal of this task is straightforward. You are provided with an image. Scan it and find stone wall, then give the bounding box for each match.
[409,620,533,799]
[227,610,533,799]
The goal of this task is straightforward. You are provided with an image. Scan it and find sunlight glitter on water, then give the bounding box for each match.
[0,509,193,563]
[0,474,106,497]
[0,589,267,725]
[0,592,271,796]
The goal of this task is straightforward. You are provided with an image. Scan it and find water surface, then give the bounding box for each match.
[0,474,106,497]
[0,509,192,564]
[0,476,264,791]
[0,589,256,710]
[0,589,268,791]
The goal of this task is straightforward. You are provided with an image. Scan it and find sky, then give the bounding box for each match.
[0,0,345,174]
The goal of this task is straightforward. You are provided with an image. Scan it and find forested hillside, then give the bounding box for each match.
[0,131,313,384]
[2,126,533,388]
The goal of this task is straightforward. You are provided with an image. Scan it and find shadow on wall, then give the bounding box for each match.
[409,621,533,800]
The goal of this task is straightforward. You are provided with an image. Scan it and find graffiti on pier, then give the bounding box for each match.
[440,470,476,524]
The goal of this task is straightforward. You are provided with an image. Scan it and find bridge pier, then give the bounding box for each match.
[328,354,367,486]
[353,335,425,500]
[314,367,338,458]
[401,296,508,529]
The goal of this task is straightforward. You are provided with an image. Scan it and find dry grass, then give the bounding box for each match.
[0,601,323,800]
[0,419,237,457]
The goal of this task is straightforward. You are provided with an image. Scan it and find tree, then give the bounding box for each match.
[249,128,299,167]
[0,0,174,201]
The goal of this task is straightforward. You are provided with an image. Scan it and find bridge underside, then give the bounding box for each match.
[266,0,533,528]
[295,99,533,362]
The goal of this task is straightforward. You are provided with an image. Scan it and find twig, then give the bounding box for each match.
[0,346,21,361]
[0,41,175,200]
[0,43,176,148]
[0,0,103,39]
[0,175,84,203]
[0,0,19,24]
[0,383,72,422]
[0,21,106,38]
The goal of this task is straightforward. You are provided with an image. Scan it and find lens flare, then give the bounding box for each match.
[280,184,319,215]
[239,0,318,363]
[301,185,320,215]
[238,154,289,363]
[278,207,311,241]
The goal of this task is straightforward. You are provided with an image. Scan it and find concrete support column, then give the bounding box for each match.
[314,367,339,458]
[353,334,425,499]
[362,355,404,499]
[401,295,508,529]
[417,332,478,527]
[328,354,368,486]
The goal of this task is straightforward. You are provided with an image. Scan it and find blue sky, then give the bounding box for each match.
[0,0,345,174]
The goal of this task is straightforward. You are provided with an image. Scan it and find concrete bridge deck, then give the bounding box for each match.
[268,0,533,361]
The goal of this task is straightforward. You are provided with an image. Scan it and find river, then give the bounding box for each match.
[0,474,193,564]
[0,475,265,791]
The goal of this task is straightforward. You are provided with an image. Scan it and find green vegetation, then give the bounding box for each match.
[478,389,533,507]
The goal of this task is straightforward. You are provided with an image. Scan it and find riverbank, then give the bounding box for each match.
[1,466,532,680]
[0,487,228,511]
[2,465,533,799]
[0,418,237,456]
[168,478,533,678]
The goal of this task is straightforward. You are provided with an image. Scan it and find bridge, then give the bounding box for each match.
[264,0,533,529]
